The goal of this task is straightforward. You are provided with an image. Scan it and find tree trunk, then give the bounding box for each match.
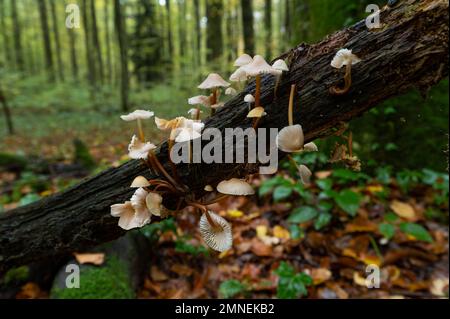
[178,0,187,58]
[67,24,78,81]
[193,0,201,65]
[240,0,255,56]
[90,0,104,84]
[0,0,447,273]
[0,86,14,135]
[10,0,24,71]
[104,0,113,84]
[165,0,174,57]
[0,0,12,65]
[284,0,291,48]
[114,0,129,112]
[264,0,272,59]
[49,0,64,82]
[81,0,96,87]
[206,0,223,61]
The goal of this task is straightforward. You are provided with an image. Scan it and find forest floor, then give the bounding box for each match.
[0,105,448,299]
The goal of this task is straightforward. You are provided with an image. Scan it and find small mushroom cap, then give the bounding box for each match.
[331,48,361,69]
[210,102,225,109]
[298,164,312,185]
[303,142,318,152]
[128,135,156,159]
[188,95,211,106]
[247,106,266,118]
[229,67,248,82]
[111,201,146,230]
[199,211,232,252]
[155,116,188,131]
[272,59,289,72]
[217,178,255,196]
[276,125,305,153]
[187,108,203,117]
[145,192,164,216]
[204,185,214,192]
[130,176,151,188]
[198,73,230,89]
[120,110,154,121]
[234,53,253,67]
[225,87,237,96]
[242,55,277,76]
[244,94,255,103]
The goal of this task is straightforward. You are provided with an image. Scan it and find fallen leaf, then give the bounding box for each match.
[311,268,332,285]
[273,225,290,240]
[390,200,417,221]
[315,170,332,179]
[170,264,194,277]
[353,272,367,287]
[366,184,384,193]
[430,278,449,297]
[74,253,105,265]
[16,283,46,299]
[227,209,244,218]
[251,238,273,256]
[151,266,169,281]
[256,225,268,238]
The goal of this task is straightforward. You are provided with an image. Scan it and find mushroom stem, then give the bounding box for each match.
[195,106,201,120]
[149,150,183,192]
[348,131,353,157]
[201,194,229,205]
[137,119,145,141]
[210,89,218,116]
[288,84,296,126]
[252,117,261,130]
[204,210,220,230]
[255,74,261,108]
[168,137,181,182]
[330,63,352,95]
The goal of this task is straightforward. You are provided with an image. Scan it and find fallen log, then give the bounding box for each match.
[0,0,448,273]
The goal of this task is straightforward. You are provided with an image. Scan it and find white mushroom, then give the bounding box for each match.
[225,87,237,96]
[330,48,361,95]
[120,110,154,121]
[199,211,232,252]
[276,125,304,153]
[128,135,156,159]
[188,95,211,106]
[298,164,312,185]
[244,94,255,110]
[130,176,151,188]
[272,59,289,96]
[187,108,203,119]
[234,53,253,67]
[111,201,144,230]
[247,106,266,118]
[204,185,214,192]
[145,192,164,216]
[217,178,255,196]
[303,142,318,152]
[229,67,248,82]
[198,73,230,115]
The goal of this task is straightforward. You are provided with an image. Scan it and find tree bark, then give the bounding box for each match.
[49,0,64,82]
[0,0,448,273]
[240,0,255,56]
[114,0,129,112]
[10,0,24,71]
[37,0,55,82]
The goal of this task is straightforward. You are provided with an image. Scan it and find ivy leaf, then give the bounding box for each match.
[289,224,304,240]
[399,223,433,243]
[334,190,362,217]
[219,280,246,298]
[314,213,332,230]
[288,206,318,224]
[273,185,293,202]
[378,223,395,240]
[275,262,312,299]
[316,179,333,191]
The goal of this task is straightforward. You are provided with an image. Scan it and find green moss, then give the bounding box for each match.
[51,256,134,299]
[1,266,29,286]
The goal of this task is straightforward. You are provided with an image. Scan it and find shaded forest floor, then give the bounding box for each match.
[1,120,448,299]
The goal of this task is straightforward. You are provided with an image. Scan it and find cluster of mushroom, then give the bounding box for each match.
[110,47,361,253]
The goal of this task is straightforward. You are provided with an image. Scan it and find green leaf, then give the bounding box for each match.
[273,185,293,202]
[219,280,246,298]
[316,179,333,191]
[317,201,333,212]
[288,206,318,224]
[378,223,395,240]
[314,213,332,230]
[334,190,362,217]
[399,223,433,243]
[384,212,399,222]
[289,224,304,240]
[19,193,41,206]
[274,262,312,299]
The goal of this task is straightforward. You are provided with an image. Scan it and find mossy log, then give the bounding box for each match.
[0,0,448,273]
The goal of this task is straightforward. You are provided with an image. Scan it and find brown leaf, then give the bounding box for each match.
[311,268,332,285]
[74,252,105,265]
[251,238,273,256]
[170,264,194,277]
[151,266,169,282]
[390,200,417,221]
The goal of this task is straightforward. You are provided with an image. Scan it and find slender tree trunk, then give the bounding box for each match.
[178,0,187,58]
[37,0,55,82]
[284,0,291,48]
[49,0,64,81]
[264,0,272,59]
[0,0,12,64]
[165,0,174,56]
[104,0,113,84]
[82,0,96,87]
[206,0,223,61]
[240,0,255,56]
[193,0,201,65]
[114,0,129,111]
[10,0,24,71]
[67,27,78,81]
[0,86,14,135]
[90,0,104,84]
